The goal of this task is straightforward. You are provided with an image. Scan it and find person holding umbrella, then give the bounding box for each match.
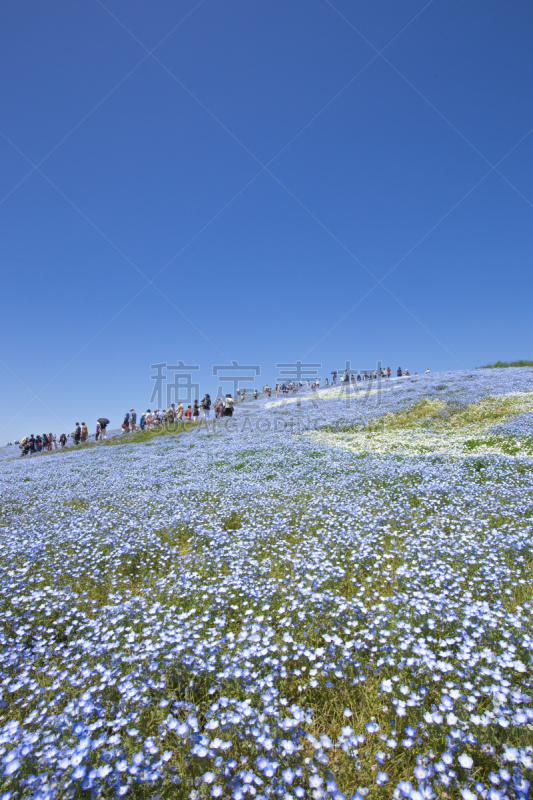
[97,418,109,440]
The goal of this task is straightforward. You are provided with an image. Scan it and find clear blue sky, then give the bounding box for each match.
[1,0,532,441]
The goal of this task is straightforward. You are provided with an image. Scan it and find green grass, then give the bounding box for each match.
[477,360,533,368]
[101,420,203,446]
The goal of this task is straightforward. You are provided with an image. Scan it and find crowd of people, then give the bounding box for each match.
[18,419,109,456]
[120,394,237,434]
[16,367,430,456]
[274,366,430,393]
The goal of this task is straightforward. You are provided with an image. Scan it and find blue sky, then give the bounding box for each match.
[1,0,532,440]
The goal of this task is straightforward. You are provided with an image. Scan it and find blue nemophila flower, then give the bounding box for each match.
[458,754,473,770]
[282,767,295,784]
[375,771,388,785]
[2,758,20,777]
[280,740,296,755]
[2,368,533,797]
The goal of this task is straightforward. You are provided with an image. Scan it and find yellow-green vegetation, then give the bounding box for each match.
[478,360,533,368]
[312,392,533,457]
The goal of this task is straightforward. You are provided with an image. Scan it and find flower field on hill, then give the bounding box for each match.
[1,369,533,800]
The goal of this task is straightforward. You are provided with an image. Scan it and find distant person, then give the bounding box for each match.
[59,433,67,448]
[201,394,211,419]
[186,405,192,421]
[387,367,391,378]
[176,402,184,423]
[42,433,49,451]
[405,369,410,376]
[397,367,402,377]
[140,414,146,430]
[73,423,81,445]
[192,400,199,421]
[254,389,258,400]
[224,394,234,417]
[122,412,129,433]
[145,410,152,428]
[425,368,430,374]
[98,418,109,439]
[80,422,88,442]
[129,409,136,432]
[95,422,101,441]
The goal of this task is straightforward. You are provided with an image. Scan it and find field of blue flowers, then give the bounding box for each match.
[1,368,533,800]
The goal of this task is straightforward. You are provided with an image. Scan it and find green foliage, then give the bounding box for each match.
[477,360,533,368]
[221,511,243,530]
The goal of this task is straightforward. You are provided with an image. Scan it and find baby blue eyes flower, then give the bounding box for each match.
[72,765,86,779]
[203,772,216,784]
[398,780,413,795]
[458,754,473,770]
[503,747,519,762]
[309,775,323,789]
[280,740,296,755]
[375,771,388,785]
[282,768,295,784]
[2,760,20,777]
[413,766,428,781]
[4,368,533,796]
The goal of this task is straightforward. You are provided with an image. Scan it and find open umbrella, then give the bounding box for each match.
[98,418,110,426]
